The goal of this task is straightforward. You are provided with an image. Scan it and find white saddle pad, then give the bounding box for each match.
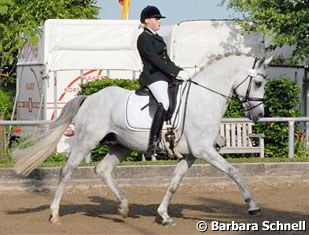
[125,87,183,132]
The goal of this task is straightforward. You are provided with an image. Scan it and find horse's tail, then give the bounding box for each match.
[14,95,88,176]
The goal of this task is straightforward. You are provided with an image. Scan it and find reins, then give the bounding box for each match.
[170,80,191,145]
[188,80,231,102]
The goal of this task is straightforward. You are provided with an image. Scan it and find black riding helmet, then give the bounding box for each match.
[140,6,166,23]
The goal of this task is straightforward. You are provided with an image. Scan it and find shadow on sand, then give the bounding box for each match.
[5,194,309,234]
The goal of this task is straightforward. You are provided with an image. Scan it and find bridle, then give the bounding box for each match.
[189,57,267,112]
[233,57,267,111]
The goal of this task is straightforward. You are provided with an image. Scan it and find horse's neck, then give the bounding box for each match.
[193,55,253,96]
[188,83,229,126]
[191,56,238,102]
[188,55,252,123]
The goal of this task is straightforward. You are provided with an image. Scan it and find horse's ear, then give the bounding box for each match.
[263,56,273,66]
[258,56,273,68]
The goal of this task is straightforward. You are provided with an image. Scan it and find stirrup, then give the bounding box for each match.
[146,145,167,160]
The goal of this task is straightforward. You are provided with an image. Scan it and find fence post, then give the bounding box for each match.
[0,122,8,160]
[260,136,265,158]
[288,120,295,158]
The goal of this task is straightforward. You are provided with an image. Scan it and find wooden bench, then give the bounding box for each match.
[218,122,265,158]
[144,121,265,161]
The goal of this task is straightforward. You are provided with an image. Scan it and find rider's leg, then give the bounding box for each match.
[148,80,169,110]
[147,103,166,157]
[147,81,169,157]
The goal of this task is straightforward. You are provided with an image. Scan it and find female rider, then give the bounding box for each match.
[137,6,190,158]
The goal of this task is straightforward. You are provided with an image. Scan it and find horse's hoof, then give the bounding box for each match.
[249,208,262,217]
[155,215,174,226]
[49,215,62,224]
[118,206,129,218]
[156,215,175,226]
[162,218,176,226]
[118,199,129,218]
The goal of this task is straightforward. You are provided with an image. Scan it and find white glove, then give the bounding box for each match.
[177,70,191,81]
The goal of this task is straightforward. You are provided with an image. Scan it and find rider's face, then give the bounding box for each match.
[145,18,161,32]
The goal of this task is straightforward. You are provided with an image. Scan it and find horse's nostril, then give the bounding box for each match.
[253,112,264,123]
[258,112,264,118]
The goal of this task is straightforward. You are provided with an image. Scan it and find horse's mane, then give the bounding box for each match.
[196,52,258,75]
[207,52,254,65]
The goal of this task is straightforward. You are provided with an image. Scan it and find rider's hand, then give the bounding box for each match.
[177,70,191,81]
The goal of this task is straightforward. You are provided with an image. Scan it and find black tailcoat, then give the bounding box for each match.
[137,28,181,87]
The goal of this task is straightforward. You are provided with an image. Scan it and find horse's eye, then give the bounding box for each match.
[255,81,262,88]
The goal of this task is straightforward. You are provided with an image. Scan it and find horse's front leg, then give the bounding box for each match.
[198,147,261,216]
[157,156,195,225]
[95,146,129,218]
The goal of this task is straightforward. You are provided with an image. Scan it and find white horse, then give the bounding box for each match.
[14,54,272,225]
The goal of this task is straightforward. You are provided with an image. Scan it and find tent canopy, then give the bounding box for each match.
[18,19,143,72]
[167,20,264,69]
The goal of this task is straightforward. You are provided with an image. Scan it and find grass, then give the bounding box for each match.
[1,153,309,168]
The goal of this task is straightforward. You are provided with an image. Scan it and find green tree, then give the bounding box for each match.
[0,0,99,78]
[223,0,309,63]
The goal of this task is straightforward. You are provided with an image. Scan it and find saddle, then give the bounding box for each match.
[135,81,181,121]
[125,81,183,132]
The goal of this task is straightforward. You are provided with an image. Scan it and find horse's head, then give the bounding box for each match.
[234,56,273,122]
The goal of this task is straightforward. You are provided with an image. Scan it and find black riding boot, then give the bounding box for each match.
[146,103,166,159]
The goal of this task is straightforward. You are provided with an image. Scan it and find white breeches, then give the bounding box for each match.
[148,81,169,111]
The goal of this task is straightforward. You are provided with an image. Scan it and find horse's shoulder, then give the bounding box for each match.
[100,85,128,92]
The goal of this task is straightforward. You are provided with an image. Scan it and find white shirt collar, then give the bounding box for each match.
[146,27,157,35]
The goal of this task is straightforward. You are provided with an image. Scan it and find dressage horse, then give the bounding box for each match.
[14,54,272,225]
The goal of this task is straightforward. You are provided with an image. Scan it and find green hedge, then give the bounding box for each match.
[0,89,13,119]
[79,77,303,159]
[0,89,13,159]
[79,78,140,95]
[256,78,301,158]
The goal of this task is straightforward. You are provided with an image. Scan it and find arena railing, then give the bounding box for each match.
[0,117,308,158]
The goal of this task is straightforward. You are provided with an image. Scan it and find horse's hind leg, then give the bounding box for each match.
[157,156,195,225]
[199,147,261,215]
[94,146,129,218]
[49,145,93,224]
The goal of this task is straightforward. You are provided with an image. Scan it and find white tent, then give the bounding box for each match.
[17,19,143,121]
[18,19,143,72]
[167,20,264,74]
[17,19,143,152]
